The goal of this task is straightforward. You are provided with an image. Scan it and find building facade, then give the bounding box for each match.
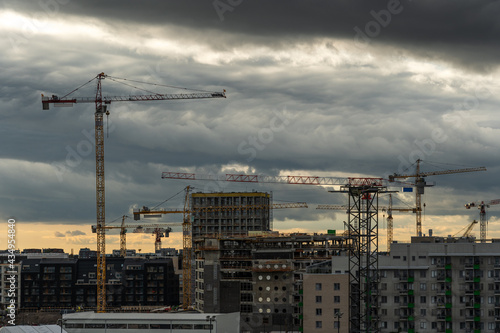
[20,256,179,310]
[194,233,350,333]
[304,236,500,333]
[191,192,271,238]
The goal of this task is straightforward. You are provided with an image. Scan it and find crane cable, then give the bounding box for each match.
[108,75,219,94]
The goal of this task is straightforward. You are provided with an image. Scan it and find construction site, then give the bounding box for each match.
[2,72,489,333]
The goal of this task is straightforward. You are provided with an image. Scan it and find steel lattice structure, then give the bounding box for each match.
[334,184,386,333]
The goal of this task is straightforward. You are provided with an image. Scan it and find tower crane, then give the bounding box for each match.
[133,193,308,309]
[465,199,500,242]
[388,159,486,237]
[91,222,180,255]
[162,171,397,332]
[42,73,225,312]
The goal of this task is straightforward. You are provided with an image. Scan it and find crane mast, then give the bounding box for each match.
[182,186,193,309]
[95,73,106,313]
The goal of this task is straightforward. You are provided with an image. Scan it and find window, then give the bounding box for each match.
[334,308,341,315]
[394,322,400,329]
[381,309,387,315]
[420,321,427,329]
[316,308,322,316]
[381,296,387,303]
[394,296,400,303]
[334,296,340,303]
[316,283,322,291]
[420,296,427,303]
[334,283,340,290]
[420,283,427,291]
[420,270,426,278]
[381,283,387,290]
[334,321,340,329]
[315,321,322,329]
[420,308,426,316]
[316,296,322,303]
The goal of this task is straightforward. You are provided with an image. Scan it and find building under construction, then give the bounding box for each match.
[190,191,272,237]
[194,232,351,333]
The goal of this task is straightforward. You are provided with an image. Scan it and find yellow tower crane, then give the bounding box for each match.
[389,159,486,237]
[42,73,225,312]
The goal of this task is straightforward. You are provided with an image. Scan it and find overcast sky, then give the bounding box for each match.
[1,0,499,253]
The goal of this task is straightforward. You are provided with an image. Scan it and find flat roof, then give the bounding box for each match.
[0,326,66,333]
[64,312,233,321]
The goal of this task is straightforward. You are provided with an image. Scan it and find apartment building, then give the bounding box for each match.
[302,261,350,332]
[20,256,179,310]
[304,235,500,333]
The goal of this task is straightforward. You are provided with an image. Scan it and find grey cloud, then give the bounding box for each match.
[4,0,500,72]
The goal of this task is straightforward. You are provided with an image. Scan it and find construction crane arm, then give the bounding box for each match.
[317,204,416,212]
[453,220,478,238]
[389,166,486,180]
[91,223,182,232]
[42,92,225,109]
[133,203,308,220]
[465,199,500,209]
[162,171,386,186]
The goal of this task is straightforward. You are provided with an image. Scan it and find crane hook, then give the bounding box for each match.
[106,109,110,138]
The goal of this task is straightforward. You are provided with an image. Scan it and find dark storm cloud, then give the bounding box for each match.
[0,0,498,238]
[5,0,500,71]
